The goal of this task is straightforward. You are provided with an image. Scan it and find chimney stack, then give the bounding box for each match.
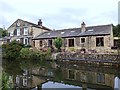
[81,22,86,32]
[38,19,42,26]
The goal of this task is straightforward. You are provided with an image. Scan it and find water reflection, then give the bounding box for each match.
[2,59,120,90]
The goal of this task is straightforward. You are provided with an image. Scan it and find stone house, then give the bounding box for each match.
[33,22,114,53]
[7,19,51,45]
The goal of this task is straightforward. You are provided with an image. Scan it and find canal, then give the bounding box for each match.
[2,59,120,90]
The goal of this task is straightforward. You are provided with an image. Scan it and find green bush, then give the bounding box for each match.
[54,37,63,52]
[2,40,23,60]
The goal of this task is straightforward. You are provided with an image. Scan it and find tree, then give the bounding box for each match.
[113,24,120,37]
[2,30,7,37]
[54,37,63,52]
[2,40,23,60]
[0,28,7,37]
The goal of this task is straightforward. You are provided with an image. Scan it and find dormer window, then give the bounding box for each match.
[88,29,93,32]
[61,32,65,34]
[47,33,50,35]
[70,31,75,33]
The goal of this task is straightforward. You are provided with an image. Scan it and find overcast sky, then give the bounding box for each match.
[0,0,119,30]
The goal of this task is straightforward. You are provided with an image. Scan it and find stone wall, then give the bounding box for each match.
[63,69,114,88]
[34,34,114,53]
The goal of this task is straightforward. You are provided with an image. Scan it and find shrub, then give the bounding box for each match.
[2,40,23,60]
[54,37,63,52]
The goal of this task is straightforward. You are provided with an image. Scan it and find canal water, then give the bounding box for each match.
[2,59,120,90]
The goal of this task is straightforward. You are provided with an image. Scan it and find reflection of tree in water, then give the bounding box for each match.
[2,59,23,76]
[54,67,63,81]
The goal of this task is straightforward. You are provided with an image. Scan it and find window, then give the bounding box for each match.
[96,37,104,47]
[24,27,28,35]
[48,40,52,46]
[17,28,20,36]
[14,29,17,35]
[16,39,20,43]
[10,31,13,36]
[23,78,28,86]
[61,32,65,34]
[23,69,28,76]
[97,73,105,83]
[39,40,42,47]
[68,70,75,80]
[24,38,28,45]
[16,76,20,85]
[70,31,75,33]
[68,39,74,47]
[81,38,85,43]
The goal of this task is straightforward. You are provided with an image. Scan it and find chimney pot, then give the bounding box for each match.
[38,19,42,26]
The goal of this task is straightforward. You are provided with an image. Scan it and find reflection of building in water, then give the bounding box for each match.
[15,69,32,89]
[14,62,119,89]
[64,69,114,88]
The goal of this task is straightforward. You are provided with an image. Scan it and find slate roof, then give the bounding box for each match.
[7,19,51,31]
[33,24,112,40]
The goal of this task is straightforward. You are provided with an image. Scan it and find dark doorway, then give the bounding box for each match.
[68,39,74,47]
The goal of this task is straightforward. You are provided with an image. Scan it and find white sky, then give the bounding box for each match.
[0,0,119,30]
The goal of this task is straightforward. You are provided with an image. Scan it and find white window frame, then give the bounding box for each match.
[17,28,20,36]
[23,78,28,86]
[16,76,20,85]
[10,31,13,36]
[24,38,28,45]
[16,39,20,42]
[24,27,28,35]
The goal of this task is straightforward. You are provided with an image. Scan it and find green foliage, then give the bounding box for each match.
[54,37,63,52]
[1,72,9,90]
[0,28,7,37]
[19,48,52,69]
[2,41,23,60]
[113,24,120,37]
[3,60,22,76]
[43,47,52,60]
[54,67,63,81]
[1,72,10,90]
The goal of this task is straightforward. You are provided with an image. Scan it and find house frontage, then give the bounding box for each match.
[33,22,114,53]
[6,19,51,46]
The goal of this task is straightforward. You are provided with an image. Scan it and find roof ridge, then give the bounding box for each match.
[55,24,112,31]
[18,18,51,31]
[7,18,51,31]
[18,18,37,25]
[86,24,113,28]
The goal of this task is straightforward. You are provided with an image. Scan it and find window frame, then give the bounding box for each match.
[68,38,74,47]
[48,39,52,46]
[24,27,28,35]
[81,38,85,43]
[96,37,104,47]
[24,38,28,45]
[39,40,43,47]
[17,28,20,36]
